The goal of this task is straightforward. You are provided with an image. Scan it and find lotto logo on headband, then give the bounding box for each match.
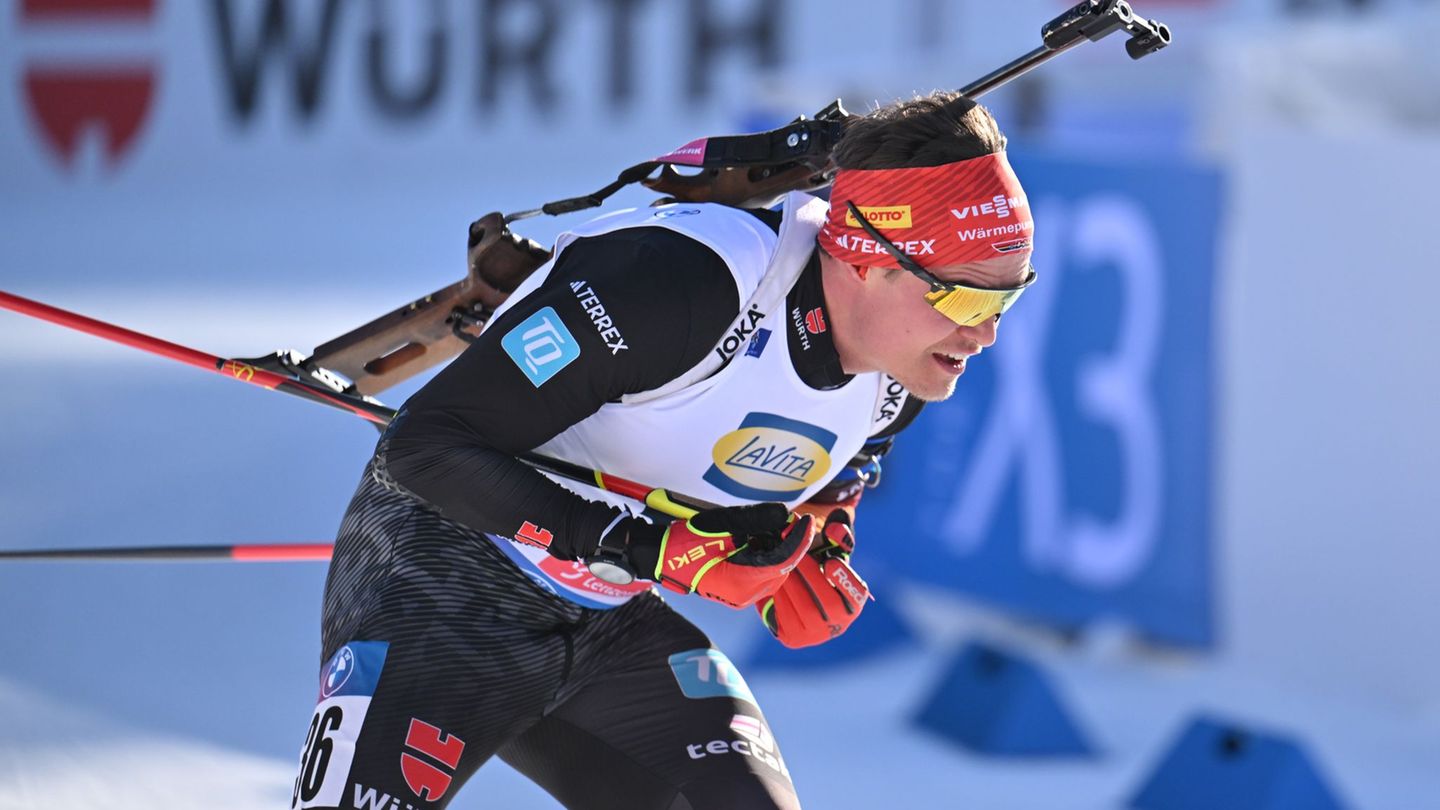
[844,205,913,229]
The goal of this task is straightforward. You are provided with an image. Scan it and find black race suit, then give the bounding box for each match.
[291,209,921,810]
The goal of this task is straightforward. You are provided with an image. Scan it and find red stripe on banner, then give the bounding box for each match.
[21,0,155,18]
[230,544,334,562]
[24,69,155,166]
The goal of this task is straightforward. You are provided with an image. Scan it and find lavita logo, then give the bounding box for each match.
[703,412,836,501]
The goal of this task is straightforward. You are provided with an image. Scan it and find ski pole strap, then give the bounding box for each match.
[506,161,662,222]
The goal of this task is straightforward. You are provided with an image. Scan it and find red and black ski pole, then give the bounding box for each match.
[0,289,721,562]
[0,458,718,562]
[0,543,336,563]
[0,289,396,428]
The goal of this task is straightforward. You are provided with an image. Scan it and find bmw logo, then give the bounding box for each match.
[321,646,356,698]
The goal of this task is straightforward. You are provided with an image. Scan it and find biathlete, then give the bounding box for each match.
[292,90,1037,810]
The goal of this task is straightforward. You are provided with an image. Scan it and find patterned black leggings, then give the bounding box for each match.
[291,461,800,810]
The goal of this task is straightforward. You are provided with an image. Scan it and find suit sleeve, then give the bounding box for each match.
[380,226,740,559]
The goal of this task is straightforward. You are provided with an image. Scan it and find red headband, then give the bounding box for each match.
[817,152,1033,270]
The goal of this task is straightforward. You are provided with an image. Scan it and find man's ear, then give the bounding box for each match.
[819,250,868,288]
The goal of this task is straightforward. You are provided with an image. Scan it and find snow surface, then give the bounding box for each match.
[2,584,1436,809]
[0,679,294,809]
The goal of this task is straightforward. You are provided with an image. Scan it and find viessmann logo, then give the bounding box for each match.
[702,412,836,502]
[844,205,912,229]
[19,0,160,169]
[951,194,1029,221]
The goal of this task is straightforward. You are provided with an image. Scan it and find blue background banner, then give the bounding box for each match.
[860,153,1223,648]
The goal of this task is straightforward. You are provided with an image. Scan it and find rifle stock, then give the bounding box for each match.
[304,212,551,395]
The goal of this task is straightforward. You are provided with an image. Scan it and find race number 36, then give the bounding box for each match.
[293,642,389,809]
[295,705,344,805]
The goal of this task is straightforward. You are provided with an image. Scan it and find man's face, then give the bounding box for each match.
[832,254,1031,402]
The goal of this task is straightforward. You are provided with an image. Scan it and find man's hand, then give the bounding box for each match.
[756,513,870,648]
[791,490,861,553]
[625,503,814,608]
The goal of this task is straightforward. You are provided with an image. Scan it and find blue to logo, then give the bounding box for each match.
[669,648,757,707]
[501,307,581,387]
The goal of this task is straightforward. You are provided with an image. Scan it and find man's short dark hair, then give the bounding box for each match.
[831,90,1007,171]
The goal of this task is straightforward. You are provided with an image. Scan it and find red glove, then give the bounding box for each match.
[630,503,814,609]
[757,513,871,648]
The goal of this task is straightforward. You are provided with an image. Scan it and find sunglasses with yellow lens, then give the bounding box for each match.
[845,201,1035,327]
